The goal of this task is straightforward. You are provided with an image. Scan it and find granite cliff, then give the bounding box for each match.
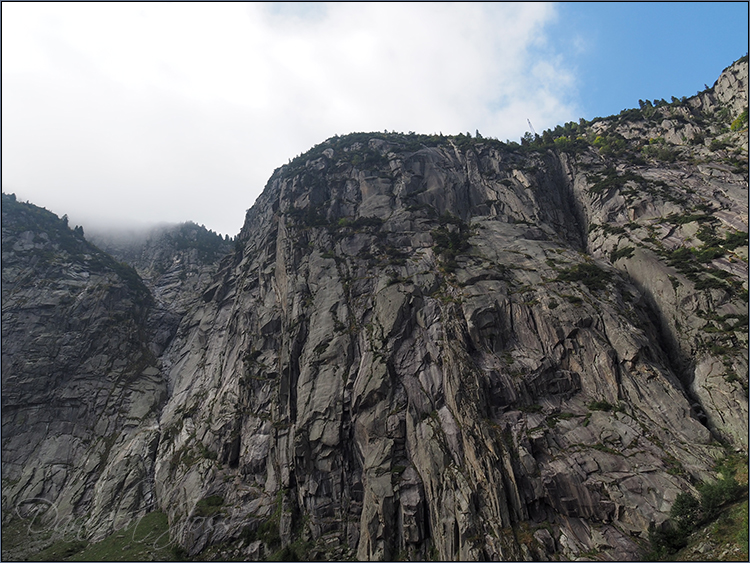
[2,56,748,561]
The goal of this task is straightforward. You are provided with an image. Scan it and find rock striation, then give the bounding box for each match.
[1,211,230,554]
[2,56,748,561]
[1,195,164,541]
[88,222,233,320]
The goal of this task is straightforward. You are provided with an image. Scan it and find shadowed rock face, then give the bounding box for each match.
[2,58,747,561]
[1,196,164,538]
[0,211,228,546]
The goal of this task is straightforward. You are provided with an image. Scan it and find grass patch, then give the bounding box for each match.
[610,246,635,262]
[723,231,749,251]
[586,168,643,194]
[664,213,713,226]
[431,214,472,273]
[70,512,176,561]
[13,511,181,562]
[37,540,89,562]
[269,538,314,561]
[588,400,613,412]
[194,495,224,518]
[556,262,612,291]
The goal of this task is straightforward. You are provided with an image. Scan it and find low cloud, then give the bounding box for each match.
[2,3,578,235]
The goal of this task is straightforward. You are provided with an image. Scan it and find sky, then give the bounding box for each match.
[2,2,748,237]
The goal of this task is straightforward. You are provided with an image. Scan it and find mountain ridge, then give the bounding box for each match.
[2,55,747,561]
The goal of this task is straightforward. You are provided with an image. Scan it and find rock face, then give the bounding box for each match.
[88,222,234,360]
[88,222,233,321]
[1,195,164,540]
[0,211,230,554]
[2,57,747,561]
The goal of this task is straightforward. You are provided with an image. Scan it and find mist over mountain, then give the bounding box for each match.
[2,56,748,561]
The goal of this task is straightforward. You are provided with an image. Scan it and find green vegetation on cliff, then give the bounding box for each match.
[648,455,748,561]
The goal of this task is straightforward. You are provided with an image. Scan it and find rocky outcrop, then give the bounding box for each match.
[0,206,232,556]
[571,57,748,448]
[90,222,234,359]
[2,56,747,561]
[91,222,230,311]
[1,195,164,540]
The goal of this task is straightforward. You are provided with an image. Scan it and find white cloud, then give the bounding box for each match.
[2,2,578,236]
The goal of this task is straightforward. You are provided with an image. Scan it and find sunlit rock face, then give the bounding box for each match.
[2,57,747,561]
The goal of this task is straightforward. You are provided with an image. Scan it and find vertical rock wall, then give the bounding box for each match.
[2,57,746,561]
